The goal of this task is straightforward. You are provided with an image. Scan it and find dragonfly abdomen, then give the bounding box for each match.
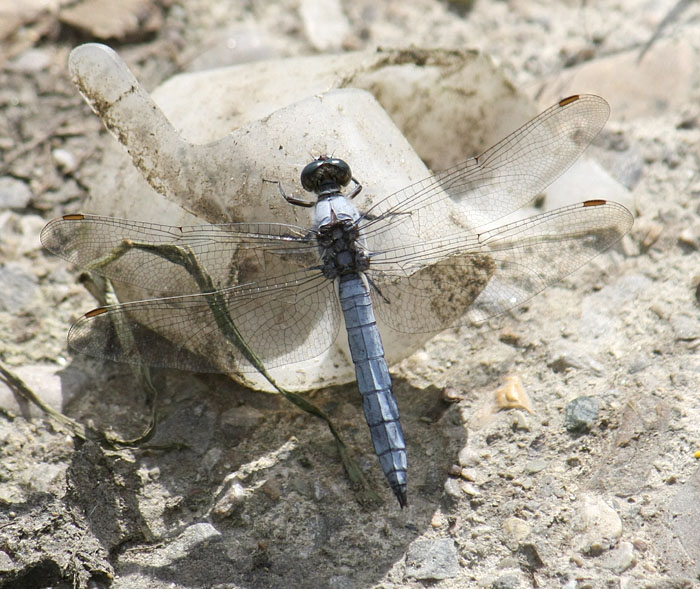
[339,273,408,508]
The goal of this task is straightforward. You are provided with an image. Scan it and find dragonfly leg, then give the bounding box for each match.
[263,178,315,207]
[346,177,362,199]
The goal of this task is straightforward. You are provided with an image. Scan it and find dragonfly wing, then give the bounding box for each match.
[41,214,315,297]
[361,95,611,249]
[369,200,633,333]
[68,269,340,373]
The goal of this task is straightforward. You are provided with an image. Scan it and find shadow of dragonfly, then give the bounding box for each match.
[41,94,633,508]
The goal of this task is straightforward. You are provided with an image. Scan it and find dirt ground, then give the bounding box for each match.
[1,0,699,588]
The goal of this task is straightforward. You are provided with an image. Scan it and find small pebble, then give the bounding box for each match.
[525,459,547,474]
[518,543,545,569]
[212,482,247,519]
[443,477,462,500]
[9,48,52,72]
[492,574,520,589]
[575,494,622,555]
[459,467,480,482]
[670,314,699,341]
[458,446,481,467]
[565,396,600,432]
[299,0,351,52]
[502,517,531,549]
[52,148,78,174]
[495,376,533,414]
[460,481,481,497]
[405,538,460,580]
[0,177,32,208]
[510,411,531,431]
[678,228,698,249]
[600,541,636,574]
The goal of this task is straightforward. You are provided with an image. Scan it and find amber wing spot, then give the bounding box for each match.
[558,95,580,107]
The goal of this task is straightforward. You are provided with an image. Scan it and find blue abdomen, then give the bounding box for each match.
[338,273,407,507]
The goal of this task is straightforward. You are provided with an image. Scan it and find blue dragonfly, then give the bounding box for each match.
[41,95,633,507]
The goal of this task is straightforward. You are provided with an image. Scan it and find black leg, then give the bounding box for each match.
[263,178,315,208]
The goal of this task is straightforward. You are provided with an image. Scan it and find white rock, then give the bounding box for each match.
[601,540,636,574]
[574,493,622,555]
[52,148,78,173]
[299,0,351,52]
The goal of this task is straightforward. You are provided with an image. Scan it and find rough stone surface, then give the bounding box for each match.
[1,0,699,587]
[405,538,460,580]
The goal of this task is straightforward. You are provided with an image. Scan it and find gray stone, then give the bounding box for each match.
[565,396,600,432]
[329,576,356,589]
[492,574,520,589]
[8,48,52,72]
[627,354,651,374]
[0,263,38,313]
[525,459,547,474]
[0,176,32,208]
[548,342,605,376]
[0,549,14,572]
[443,476,463,500]
[405,538,460,580]
[670,314,699,341]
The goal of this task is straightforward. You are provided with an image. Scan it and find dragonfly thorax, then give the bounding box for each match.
[317,217,369,279]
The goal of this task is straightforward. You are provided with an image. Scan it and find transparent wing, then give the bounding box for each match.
[361,95,611,249]
[41,214,316,297]
[368,200,633,333]
[68,269,339,373]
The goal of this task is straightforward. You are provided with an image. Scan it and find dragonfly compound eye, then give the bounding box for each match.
[301,157,353,193]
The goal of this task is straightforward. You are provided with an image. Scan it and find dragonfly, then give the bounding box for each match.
[41,94,633,508]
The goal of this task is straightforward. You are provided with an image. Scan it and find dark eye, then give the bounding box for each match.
[300,158,353,193]
[300,160,323,192]
[328,158,352,186]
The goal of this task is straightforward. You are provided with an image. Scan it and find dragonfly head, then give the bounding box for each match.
[301,156,352,196]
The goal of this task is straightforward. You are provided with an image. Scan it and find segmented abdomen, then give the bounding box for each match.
[338,273,407,507]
